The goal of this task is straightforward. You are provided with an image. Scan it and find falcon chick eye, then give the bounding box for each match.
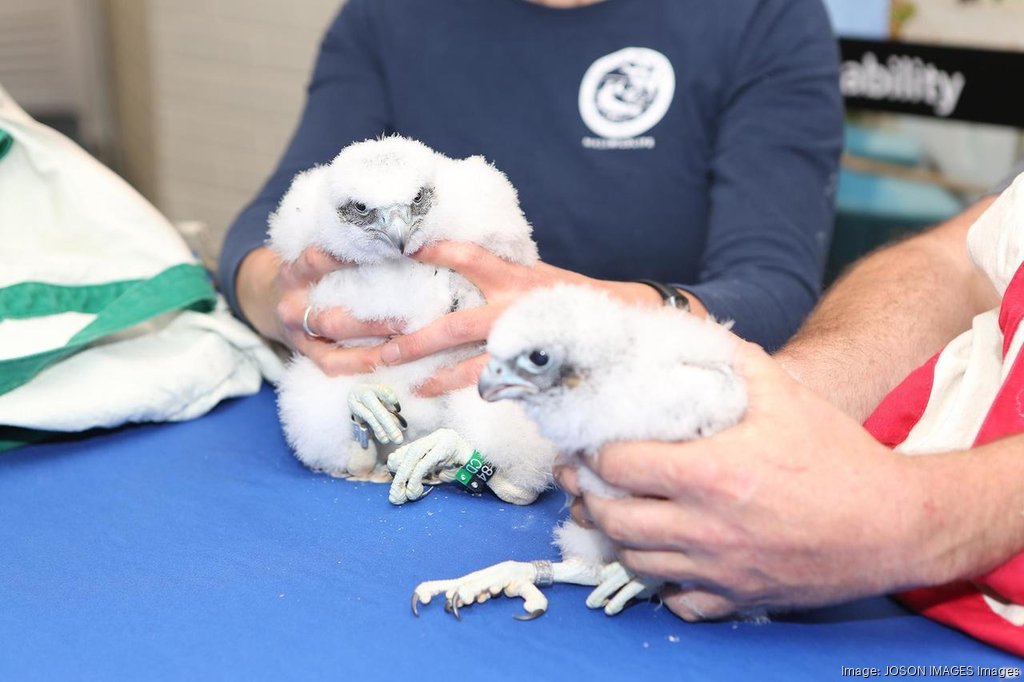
[412,190,423,205]
[528,350,549,367]
[516,348,556,377]
[354,202,369,214]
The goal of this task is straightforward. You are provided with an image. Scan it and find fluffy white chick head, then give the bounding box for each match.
[480,284,746,452]
[268,136,442,265]
[480,285,636,432]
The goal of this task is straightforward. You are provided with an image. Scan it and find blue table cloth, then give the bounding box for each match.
[1,386,1020,681]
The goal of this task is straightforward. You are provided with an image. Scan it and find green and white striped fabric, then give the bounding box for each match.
[0,86,281,450]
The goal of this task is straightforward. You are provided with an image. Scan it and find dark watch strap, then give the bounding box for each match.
[634,279,691,311]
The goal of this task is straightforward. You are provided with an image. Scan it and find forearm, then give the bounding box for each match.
[908,434,1024,587]
[777,197,1000,421]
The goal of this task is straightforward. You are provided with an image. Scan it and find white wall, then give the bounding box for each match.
[0,0,113,155]
[107,0,345,267]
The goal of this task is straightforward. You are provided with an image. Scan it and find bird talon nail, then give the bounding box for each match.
[513,609,545,621]
[411,594,421,616]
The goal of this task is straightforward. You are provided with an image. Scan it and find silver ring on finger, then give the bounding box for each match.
[302,305,323,339]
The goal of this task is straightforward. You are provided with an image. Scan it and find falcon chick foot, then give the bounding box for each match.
[388,428,543,505]
[411,560,553,621]
[347,384,407,446]
[387,428,469,504]
[585,561,661,616]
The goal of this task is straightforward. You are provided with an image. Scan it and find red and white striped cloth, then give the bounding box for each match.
[863,176,1024,655]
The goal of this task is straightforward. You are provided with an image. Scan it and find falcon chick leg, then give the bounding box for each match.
[585,561,662,616]
[412,558,601,620]
[333,440,393,482]
[387,428,541,505]
[347,383,407,446]
[336,384,407,482]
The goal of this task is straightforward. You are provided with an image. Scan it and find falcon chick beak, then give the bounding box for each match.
[479,358,540,402]
[379,204,416,254]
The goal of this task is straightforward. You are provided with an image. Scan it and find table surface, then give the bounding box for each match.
[1,385,1020,681]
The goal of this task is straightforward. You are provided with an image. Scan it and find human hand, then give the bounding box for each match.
[552,464,595,530]
[379,241,682,396]
[577,341,941,621]
[236,246,398,374]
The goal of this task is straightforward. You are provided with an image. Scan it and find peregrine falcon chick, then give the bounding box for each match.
[269,136,555,505]
[412,284,747,619]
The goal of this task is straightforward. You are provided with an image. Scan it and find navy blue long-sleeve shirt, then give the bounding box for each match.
[221,0,843,350]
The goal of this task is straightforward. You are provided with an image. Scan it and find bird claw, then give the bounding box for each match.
[447,596,462,621]
[513,609,545,622]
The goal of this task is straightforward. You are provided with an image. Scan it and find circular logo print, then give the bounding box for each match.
[578,47,676,140]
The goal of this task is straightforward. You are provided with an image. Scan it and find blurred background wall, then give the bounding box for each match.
[1,0,344,268]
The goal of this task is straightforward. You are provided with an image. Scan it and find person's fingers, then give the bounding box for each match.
[552,465,581,497]
[660,586,738,622]
[275,286,308,334]
[569,496,595,529]
[583,494,694,551]
[414,354,489,397]
[380,308,495,365]
[614,548,699,579]
[304,306,400,342]
[287,247,348,285]
[412,242,511,291]
[590,440,729,500]
[299,341,380,376]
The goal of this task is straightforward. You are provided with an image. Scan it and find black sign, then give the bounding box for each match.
[840,38,1024,127]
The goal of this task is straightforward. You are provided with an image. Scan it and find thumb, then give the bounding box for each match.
[660,586,739,622]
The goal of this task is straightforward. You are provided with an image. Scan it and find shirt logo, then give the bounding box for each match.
[578,47,675,149]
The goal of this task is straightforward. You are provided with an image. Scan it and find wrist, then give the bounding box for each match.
[605,281,707,317]
[831,451,950,598]
[907,447,1024,587]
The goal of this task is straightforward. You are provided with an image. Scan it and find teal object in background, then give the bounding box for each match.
[0,128,12,162]
[844,125,924,167]
[828,125,966,283]
[820,0,890,39]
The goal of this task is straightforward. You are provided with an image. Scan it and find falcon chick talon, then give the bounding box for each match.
[513,609,545,622]
[412,593,421,616]
[449,597,462,621]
